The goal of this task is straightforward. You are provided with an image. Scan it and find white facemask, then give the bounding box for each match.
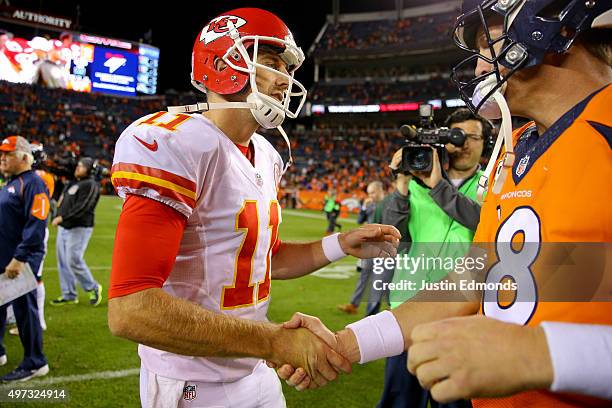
[472,75,507,120]
[473,75,515,202]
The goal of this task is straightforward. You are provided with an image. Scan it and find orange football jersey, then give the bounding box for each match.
[473,84,612,407]
[35,169,55,198]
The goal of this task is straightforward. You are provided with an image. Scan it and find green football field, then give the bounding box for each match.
[0,196,388,407]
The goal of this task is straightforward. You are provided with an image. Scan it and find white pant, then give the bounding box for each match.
[140,361,286,408]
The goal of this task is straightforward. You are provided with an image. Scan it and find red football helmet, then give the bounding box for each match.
[189,8,307,129]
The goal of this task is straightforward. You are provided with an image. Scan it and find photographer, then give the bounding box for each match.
[408,108,491,232]
[50,157,102,307]
[377,108,493,408]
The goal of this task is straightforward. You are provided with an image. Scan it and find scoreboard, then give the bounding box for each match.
[0,30,160,96]
[137,45,159,95]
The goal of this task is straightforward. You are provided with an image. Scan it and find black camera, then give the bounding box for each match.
[399,104,466,173]
[51,151,78,178]
[30,143,48,170]
[91,160,109,181]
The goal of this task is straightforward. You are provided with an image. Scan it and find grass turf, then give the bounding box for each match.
[0,196,387,407]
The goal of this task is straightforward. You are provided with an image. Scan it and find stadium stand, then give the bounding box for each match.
[309,76,457,104]
[316,12,456,53]
[307,1,467,109]
[0,81,398,200]
[0,81,167,193]
[269,124,401,193]
[0,2,467,206]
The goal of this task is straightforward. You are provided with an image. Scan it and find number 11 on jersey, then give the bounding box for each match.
[221,200,280,309]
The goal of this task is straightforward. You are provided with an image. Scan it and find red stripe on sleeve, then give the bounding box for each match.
[109,195,187,299]
[111,177,196,209]
[111,162,197,192]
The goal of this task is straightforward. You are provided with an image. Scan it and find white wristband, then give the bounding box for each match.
[321,233,346,262]
[346,310,404,364]
[541,321,612,400]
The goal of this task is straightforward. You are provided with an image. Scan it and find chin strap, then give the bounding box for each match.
[276,125,293,175]
[167,101,253,114]
[477,92,515,203]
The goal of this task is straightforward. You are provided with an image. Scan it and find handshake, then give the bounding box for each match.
[267,312,357,391]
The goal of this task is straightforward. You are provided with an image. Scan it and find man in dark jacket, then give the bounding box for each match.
[337,181,386,315]
[50,157,102,306]
[0,135,49,381]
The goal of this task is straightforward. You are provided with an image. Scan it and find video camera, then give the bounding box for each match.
[91,160,110,181]
[398,104,466,173]
[42,151,109,181]
[51,151,78,178]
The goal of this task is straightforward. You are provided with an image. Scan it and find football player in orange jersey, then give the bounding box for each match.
[275,0,612,405]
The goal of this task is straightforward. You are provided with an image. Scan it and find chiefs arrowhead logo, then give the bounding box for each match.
[200,15,247,44]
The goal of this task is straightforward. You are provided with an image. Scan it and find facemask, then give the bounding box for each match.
[474,76,515,202]
[472,75,507,120]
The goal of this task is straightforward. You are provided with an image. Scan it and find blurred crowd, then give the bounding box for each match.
[0,82,201,193]
[317,12,456,52]
[266,124,403,196]
[309,77,457,104]
[0,81,406,200]
[324,64,450,81]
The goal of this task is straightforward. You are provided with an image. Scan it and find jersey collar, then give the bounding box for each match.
[511,83,611,185]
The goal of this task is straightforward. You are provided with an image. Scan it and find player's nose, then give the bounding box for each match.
[474,58,493,78]
[275,73,289,91]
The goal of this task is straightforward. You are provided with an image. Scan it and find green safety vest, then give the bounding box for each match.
[324,196,339,212]
[390,170,483,307]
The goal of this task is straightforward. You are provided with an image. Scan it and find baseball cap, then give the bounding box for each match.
[0,136,31,153]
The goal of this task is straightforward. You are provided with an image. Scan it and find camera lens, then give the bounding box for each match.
[408,147,432,172]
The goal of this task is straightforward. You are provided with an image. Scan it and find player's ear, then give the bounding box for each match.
[214,57,227,72]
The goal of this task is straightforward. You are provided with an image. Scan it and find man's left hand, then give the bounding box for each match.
[339,224,401,259]
[408,315,553,403]
[5,258,26,279]
[51,216,63,227]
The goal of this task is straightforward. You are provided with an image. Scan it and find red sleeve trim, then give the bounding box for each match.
[111,163,196,191]
[112,177,196,209]
[109,195,187,299]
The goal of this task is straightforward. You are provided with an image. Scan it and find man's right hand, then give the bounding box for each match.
[389,148,403,172]
[51,216,63,227]
[5,258,25,279]
[390,149,412,196]
[269,319,352,389]
[270,313,357,390]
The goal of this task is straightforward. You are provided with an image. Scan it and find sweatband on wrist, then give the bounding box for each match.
[541,321,612,400]
[322,233,346,262]
[346,310,404,364]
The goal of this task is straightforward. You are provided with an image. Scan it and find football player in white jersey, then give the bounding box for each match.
[107,8,400,408]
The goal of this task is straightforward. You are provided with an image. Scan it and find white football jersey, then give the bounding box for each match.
[112,111,284,382]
